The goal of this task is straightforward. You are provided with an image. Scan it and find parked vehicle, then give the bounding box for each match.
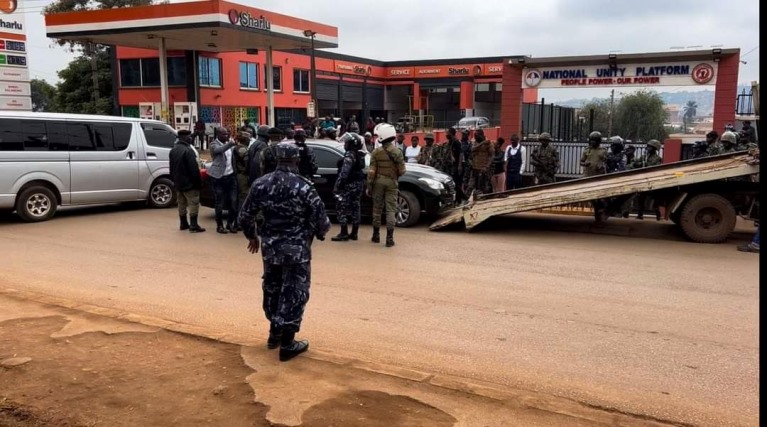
[0,111,177,222]
[395,116,415,133]
[200,140,455,227]
[455,116,490,131]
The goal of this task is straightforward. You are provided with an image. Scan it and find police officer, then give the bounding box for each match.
[332,133,367,242]
[238,143,331,362]
[530,132,559,184]
[368,123,406,247]
[294,129,318,180]
[247,125,270,185]
[169,130,205,233]
[605,136,627,173]
[260,127,285,175]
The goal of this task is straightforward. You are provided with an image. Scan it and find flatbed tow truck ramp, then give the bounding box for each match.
[430,152,759,243]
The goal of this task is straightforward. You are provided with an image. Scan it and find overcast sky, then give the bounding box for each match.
[21,0,760,102]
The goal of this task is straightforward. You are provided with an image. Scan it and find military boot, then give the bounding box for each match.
[279,331,309,362]
[385,228,395,247]
[267,324,282,350]
[371,227,380,243]
[188,215,206,233]
[331,225,350,242]
[349,224,359,241]
[179,215,190,231]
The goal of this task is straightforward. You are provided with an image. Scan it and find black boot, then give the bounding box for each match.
[226,222,238,234]
[371,227,380,243]
[179,215,190,231]
[188,215,206,233]
[385,228,395,247]
[267,324,282,350]
[331,224,350,241]
[216,223,228,234]
[349,224,359,241]
[279,331,309,362]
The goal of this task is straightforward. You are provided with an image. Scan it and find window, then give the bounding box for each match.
[46,121,69,151]
[199,56,222,87]
[141,123,177,149]
[239,62,259,90]
[264,65,282,91]
[120,59,142,87]
[119,58,186,87]
[112,123,133,151]
[293,69,310,93]
[22,121,48,151]
[67,122,95,151]
[475,83,490,92]
[313,148,340,169]
[0,119,22,150]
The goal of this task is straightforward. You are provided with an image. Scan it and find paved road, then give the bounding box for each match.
[0,206,759,426]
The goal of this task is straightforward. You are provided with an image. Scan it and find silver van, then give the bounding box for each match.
[0,111,178,222]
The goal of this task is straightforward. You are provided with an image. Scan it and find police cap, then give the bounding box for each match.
[276,143,299,160]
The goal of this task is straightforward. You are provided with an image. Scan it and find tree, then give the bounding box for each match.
[54,50,114,115]
[30,79,58,112]
[578,99,612,137]
[682,100,698,134]
[613,90,668,142]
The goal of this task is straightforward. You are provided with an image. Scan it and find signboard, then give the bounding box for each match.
[0,80,29,96]
[388,67,414,78]
[522,61,718,88]
[1,0,30,111]
[306,100,316,118]
[389,63,505,79]
[227,9,271,31]
[0,95,32,110]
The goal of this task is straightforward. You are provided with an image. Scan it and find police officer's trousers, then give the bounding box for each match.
[262,262,311,334]
[337,180,364,227]
[371,176,398,230]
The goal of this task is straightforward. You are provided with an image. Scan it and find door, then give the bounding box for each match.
[310,146,342,212]
[138,122,176,197]
[69,121,139,204]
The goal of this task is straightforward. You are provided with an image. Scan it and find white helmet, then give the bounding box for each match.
[373,123,396,144]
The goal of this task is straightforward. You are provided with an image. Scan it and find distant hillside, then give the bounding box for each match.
[557,85,752,116]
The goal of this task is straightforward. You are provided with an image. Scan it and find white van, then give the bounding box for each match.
[0,111,178,222]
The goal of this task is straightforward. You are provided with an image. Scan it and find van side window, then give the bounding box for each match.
[46,121,69,151]
[93,124,115,151]
[112,123,132,151]
[22,121,48,151]
[141,123,176,149]
[67,122,96,151]
[0,118,23,151]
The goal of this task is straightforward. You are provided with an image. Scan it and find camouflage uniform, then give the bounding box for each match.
[238,144,331,344]
[580,146,607,176]
[530,144,560,184]
[467,135,494,197]
[629,151,661,169]
[629,140,662,220]
[605,151,627,173]
[417,137,436,166]
[261,143,279,175]
[334,150,366,229]
[368,142,406,244]
[428,142,453,175]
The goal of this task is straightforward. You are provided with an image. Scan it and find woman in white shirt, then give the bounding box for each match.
[404,136,421,163]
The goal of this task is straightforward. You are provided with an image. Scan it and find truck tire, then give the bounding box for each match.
[15,185,58,222]
[396,190,421,228]
[148,178,176,209]
[679,194,736,243]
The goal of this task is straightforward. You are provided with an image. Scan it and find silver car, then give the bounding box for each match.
[0,111,178,222]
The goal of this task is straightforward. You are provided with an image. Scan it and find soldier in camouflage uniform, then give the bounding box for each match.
[417,133,436,165]
[459,129,473,196]
[692,131,719,159]
[331,133,367,242]
[710,131,738,155]
[530,132,560,184]
[605,136,627,173]
[467,129,494,198]
[629,139,662,220]
[368,123,406,247]
[238,143,331,362]
[581,131,608,223]
[260,127,285,175]
[233,131,252,230]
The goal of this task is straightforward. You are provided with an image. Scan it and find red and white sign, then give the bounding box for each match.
[0,94,32,110]
[0,65,26,81]
[522,61,718,89]
[0,80,29,95]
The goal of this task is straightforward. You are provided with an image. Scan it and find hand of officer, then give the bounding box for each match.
[247,238,260,254]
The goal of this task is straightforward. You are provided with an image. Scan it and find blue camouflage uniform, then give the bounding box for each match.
[238,143,331,334]
[334,149,366,227]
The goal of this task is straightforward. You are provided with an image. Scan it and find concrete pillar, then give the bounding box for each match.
[158,37,169,124]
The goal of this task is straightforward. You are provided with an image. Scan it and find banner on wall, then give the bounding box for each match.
[521,61,718,88]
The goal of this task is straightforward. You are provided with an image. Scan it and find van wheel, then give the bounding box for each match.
[679,193,736,243]
[16,186,58,222]
[148,178,176,208]
[396,191,421,227]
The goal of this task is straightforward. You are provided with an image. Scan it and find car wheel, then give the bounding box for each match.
[148,178,176,208]
[16,185,58,222]
[396,190,421,227]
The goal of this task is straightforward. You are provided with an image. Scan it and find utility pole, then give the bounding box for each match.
[607,89,615,136]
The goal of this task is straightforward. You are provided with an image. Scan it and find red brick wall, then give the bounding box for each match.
[500,64,523,139]
[712,54,740,134]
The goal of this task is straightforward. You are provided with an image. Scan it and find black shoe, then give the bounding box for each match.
[279,331,309,362]
[371,227,380,243]
[267,325,282,350]
[385,229,395,247]
[227,224,238,234]
[216,226,228,234]
[331,225,349,242]
[179,215,190,231]
[189,215,206,233]
[349,225,359,241]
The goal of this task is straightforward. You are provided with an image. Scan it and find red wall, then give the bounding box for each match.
[712,55,739,133]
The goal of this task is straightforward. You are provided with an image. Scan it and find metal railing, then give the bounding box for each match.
[736,88,755,116]
[520,141,658,178]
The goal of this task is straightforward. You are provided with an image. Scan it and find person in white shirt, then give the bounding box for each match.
[504,134,526,190]
[404,135,421,163]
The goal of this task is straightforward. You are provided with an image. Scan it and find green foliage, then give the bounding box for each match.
[613,90,668,142]
[54,50,114,115]
[578,99,611,136]
[30,79,58,112]
[683,100,698,119]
